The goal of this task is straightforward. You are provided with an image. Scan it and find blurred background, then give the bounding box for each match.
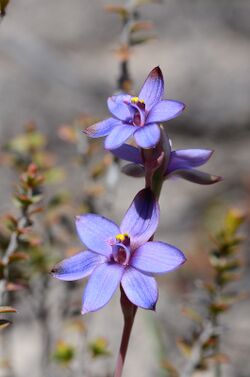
[0,1,249,377]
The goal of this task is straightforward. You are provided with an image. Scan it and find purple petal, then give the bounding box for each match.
[167,169,222,185]
[51,251,106,281]
[120,188,159,249]
[138,66,164,111]
[167,149,214,173]
[147,100,185,124]
[122,267,158,310]
[130,241,186,274]
[107,94,132,122]
[105,124,135,150]
[82,262,124,314]
[111,144,142,164]
[134,123,161,149]
[84,118,121,138]
[121,163,145,178]
[75,214,119,257]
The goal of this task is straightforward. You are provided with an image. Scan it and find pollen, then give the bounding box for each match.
[131,97,145,105]
[116,233,129,242]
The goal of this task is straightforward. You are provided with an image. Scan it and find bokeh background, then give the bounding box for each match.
[0,1,249,377]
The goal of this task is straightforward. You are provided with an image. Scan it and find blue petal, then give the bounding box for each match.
[84,118,121,138]
[120,188,159,249]
[130,242,186,274]
[167,149,213,173]
[107,94,132,122]
[121,267,158,310]
[82,262,124,314]
[134,123,160,149]
[111,144,142,164]
[75,214,119,257]
[146,100,185,123]
[51,251,106,281]
[138,66,164,111]
[167,169,222,185]
[105,124,135,150]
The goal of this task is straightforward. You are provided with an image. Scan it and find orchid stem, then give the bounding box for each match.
[114,287,137,377]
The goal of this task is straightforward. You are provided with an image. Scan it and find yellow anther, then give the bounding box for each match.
[131,97,145,104]
[116,233,129,242]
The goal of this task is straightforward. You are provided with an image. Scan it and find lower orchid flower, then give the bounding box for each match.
[51,189,186,314]
[111,143,222,185]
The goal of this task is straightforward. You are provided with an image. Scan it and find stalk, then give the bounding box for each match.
[114,126,170,376]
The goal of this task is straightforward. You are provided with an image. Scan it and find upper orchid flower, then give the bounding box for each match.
[51,189,186,314]
[111,143,222,185]
[84,67,185,150]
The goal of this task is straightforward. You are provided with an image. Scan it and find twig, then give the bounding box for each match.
[180,323,218,377]
[0,212,29,305]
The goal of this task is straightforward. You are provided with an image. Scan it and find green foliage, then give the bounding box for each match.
[52,341,75,365]
[177,209,246,375]
[88,337,111,358]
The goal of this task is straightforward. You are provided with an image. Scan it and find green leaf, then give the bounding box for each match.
[224,210,245,236]
[52,341,75,364]
[130,35,155,46]
[7,132,46,153]
[44,168,65,184]
[88,337,111,358]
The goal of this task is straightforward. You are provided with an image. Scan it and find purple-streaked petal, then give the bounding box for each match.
[107,94,132,122]
[105,124,135,150]
[51,251,106,281]
[125,101,146,127]
[111,144,142,164]
[122,267,158,310]
[138,66,164,111]
[167,169,222,185]
[82,262,124,314]
[120,188,159,249]
[134,123,161,149]
[84,118,121,138]
[167,149,214,173]
[130,241,186,274]
[75,214,119,257]
[146,100,185,124]
[121,163,145,178]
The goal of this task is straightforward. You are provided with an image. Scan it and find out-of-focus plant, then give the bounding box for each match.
[0,0,10,17]
[106,0,157,92]
[89,337,111,358]
[0,121,116,374]
[162,209,246,377]
[58,115,114,213]
[0,162,44,329]
[52,340,75,366]
[3,122,65,182]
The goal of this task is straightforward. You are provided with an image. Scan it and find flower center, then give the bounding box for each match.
[131,97,145,106]
[112,233,131,265]
[130,97,146,127]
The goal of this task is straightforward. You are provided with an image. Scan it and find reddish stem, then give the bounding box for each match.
[114,287,137,377]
